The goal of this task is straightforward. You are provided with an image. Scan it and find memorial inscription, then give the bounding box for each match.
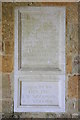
[21,10,60,69]
[21,82,59,106]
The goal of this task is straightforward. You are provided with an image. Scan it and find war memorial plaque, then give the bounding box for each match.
[14,6,65,112]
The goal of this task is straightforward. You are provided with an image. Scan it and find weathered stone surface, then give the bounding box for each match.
[66,3,78,25]
[65,4,78,74]
[79,78,80,99]
[2,22,14,42]
[10,72,14,100]
[0,0,78,1]
[2,73,11,99]
[68,75,80,99]
[2,100,13,113]
[74,55,80,66]
[72,54,80,74]
[0,0,13,2]
[15,112,73,118]
[2,113,20,119]
[0,22,2,42]
[1,112,79,119]
[0,100,2,113]
[66,55,72,74]
[78,99,80,112]
[0,113,2,120]
[19,113,48,118]
[66,99,78,113]
[0,41,2,54]
[0,73,2,99]
[66,24,78,55]
[59,113,72,118]
[66,23,78,73]
[2,40,5,54]
[0,2,2,22]
[2,56,13,72]
[1,0,79,1]
[2,4,14,22]
[0,22,2,55]
[18,112,72,118]
[0,55,2,72]
[72,24,78,55]
[5,41,14,54]
[72,113,79,118]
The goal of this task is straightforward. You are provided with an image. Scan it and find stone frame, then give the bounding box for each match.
[14,6,66,112]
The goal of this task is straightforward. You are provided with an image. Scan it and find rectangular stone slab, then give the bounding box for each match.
[14,6,66,112]
[17,7,65,71]
[21,81,59,106]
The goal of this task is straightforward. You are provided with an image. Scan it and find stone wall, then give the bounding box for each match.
[0,2,79,119]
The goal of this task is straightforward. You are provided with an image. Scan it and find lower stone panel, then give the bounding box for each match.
[1,113,79,119]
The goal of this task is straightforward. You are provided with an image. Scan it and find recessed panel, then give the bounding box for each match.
[19,7,64,70]
[21,81,59,106]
